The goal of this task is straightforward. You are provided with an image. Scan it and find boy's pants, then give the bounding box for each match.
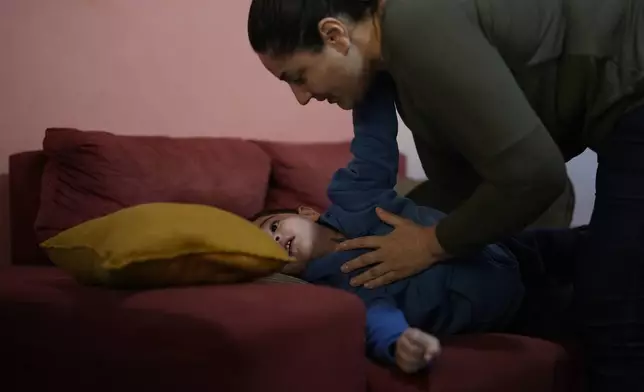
[501,227,584,340]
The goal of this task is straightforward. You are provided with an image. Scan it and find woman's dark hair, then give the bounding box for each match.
[248,0,379,56]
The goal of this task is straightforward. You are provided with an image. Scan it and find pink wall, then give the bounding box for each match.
[0,0,352,264]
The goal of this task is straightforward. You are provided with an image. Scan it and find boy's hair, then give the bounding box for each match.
[251,207,342,234]
[247,0,379,56]
[250,208,299,223]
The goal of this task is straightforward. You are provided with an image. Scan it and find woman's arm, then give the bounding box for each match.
[382,0,567,254]
[406,135,480,214]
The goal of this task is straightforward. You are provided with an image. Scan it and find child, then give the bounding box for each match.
[253,73,524,373]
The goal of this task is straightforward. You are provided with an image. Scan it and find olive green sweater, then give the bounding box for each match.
[381,0,644,254]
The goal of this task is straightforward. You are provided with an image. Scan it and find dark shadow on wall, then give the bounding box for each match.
[0,173,9,265]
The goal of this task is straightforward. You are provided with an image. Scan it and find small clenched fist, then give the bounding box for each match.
[395,328,441,373]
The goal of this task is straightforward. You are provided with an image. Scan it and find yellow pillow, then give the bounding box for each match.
[40,203,293,288]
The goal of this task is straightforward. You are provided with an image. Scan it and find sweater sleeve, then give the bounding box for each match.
[324,73,402,237]
[365,299,408,365]
[381,0,567,254]
[302,251,408,365]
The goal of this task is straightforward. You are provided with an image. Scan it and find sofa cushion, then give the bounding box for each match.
[257,141,352,212]
[257,141,409,213]
[0,266,366,392]
[40,203,292,288]
[1,266,576,392]
[366,333,573,392]
[35,128,271,243]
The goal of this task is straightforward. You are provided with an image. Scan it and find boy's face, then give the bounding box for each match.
[254,207,330,275]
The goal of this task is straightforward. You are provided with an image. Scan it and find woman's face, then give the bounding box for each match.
[257,18,373,110]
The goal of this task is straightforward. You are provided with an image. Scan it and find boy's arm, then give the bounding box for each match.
[365,299,409,365]
[323,72,403,236]
[303,251,408,364]
[368,301,440,372]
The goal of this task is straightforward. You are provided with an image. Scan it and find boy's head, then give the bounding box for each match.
[252,206,341,275]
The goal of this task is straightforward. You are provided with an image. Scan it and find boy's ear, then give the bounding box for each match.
[297,206,321,221]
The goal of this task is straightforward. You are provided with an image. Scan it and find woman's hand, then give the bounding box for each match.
[336,208,447,288]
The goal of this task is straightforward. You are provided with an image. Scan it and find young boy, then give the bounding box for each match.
[253,73,524,373]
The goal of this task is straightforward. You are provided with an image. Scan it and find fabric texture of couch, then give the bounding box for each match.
[2,129,579,392]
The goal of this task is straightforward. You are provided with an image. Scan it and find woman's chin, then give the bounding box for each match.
[337,99,354,110]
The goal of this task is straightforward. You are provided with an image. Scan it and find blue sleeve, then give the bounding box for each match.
[303,250,408,365]
[365,299,408,365]
[324,72,403,237]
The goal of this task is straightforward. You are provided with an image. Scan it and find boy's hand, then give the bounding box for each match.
[395,328,441,373]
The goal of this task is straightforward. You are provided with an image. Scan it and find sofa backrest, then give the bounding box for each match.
[9,151,51,266]
[8,132,408,267]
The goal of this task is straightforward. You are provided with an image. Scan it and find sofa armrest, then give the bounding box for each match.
[2,267,366,392]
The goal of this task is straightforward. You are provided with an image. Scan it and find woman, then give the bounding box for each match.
[247,0,644,390]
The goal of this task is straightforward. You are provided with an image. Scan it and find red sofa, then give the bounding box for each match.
[1,130,578,392]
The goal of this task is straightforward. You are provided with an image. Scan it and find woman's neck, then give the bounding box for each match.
[351,15,383,68]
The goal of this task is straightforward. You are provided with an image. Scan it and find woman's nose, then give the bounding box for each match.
[291,85,312,106]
